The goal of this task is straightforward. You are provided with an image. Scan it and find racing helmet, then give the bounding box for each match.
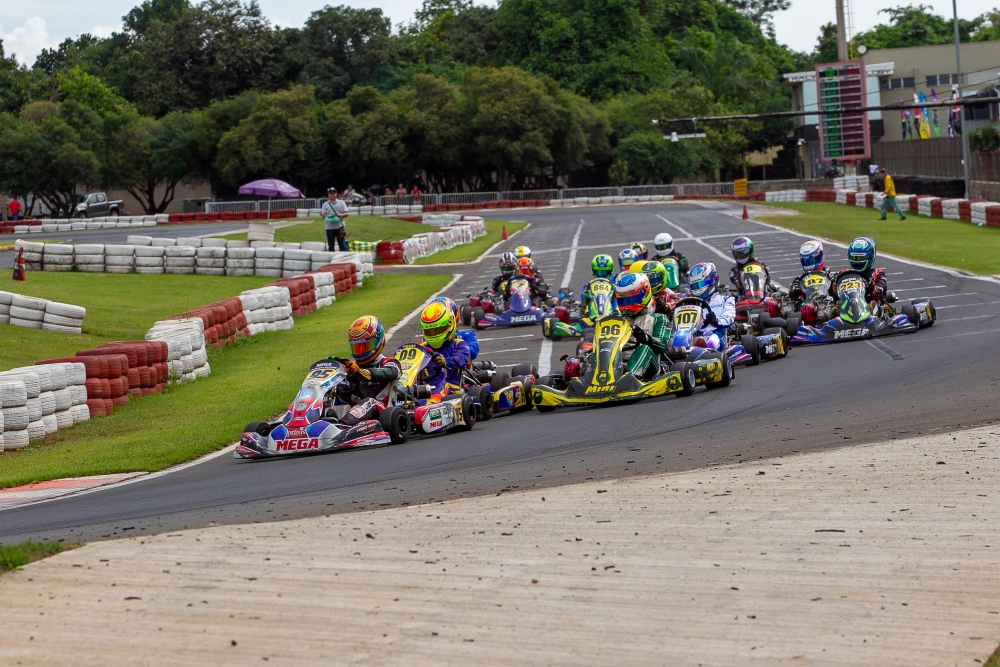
[420,301,457,349]
[638,260,668,295]
[515,245,532,258]
[630,242,648,260]
[689,262,719,299]
[499,251,518,277]
[613,272,652,314]
[517,256,534,277]
[848,237,876,271]
[799,240,825,271]
[618,248,639,271]
[653,232,674,255]
[348,315,386,365]
[731,237,755,265]
[592,254,615,279]
[432,296,459,317]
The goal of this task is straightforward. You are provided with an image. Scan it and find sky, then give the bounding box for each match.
[1,0,997,66]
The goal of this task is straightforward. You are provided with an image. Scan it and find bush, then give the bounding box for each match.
[969,126,1000,152]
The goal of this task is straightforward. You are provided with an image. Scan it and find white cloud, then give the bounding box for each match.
[90,25,116,39]
[1,17,55,65]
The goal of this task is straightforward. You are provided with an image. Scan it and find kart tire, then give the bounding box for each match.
[706,355,734,389]
[511,363,537,379]
[901,304,920,330]
[378,405,410,444]
[243,421,272,437]
[449,395,477,432]
[542,316,557,340]
[536,403,555,413]
[510,376,534,414]
[460,305,472,327]
[473,385,494,421]
[762,327,791,359]
[741,334,760,366]
[785,316,801,337]
[675,362,697,397]
[916,299,935,327]
[489,372,511,392]
[472,307,485,330]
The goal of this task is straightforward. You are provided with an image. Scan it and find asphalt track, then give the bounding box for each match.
[3,202,999,544]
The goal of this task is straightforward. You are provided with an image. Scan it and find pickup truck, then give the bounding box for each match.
[73,192,124,218]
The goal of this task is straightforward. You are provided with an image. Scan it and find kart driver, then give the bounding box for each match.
[787,240,838,304]
[418,301,471,401]
[433,296,480,359]
[652,233,689,281]
[491,252,547,306]
[830,237,888,305]
[341,315,402,425]
[630,242,648,260]
[631,259,679,316]
[581,254,616,309]
[613,272,672,380]
[689,262,736,351]
[728,236,773,299]
[618,248,639,274]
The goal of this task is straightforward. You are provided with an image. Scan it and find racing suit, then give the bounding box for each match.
[624,306,672,380]
[419,338,472,399]
[697,292,736,351]
[654,250,690,280]
[729,262,772,299]
[457,329,480,360]
[340,355,401,426]
[491,274,547,308]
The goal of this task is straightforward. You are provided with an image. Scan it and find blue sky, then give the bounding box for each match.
[1,0,996,66]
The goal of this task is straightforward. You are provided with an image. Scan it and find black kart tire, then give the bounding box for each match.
[785,316,801,337]
[675,362,696,397]
[244,421,272,437]
[511,363,537,379]
[472,307,485,330]
[474,385,494,421]
[706,354,734,389]
[542,316,557,340]
[450,395,477,432]
[460,304,472,327]
[901,304,920,330]
[536,403,556,413]
[489,371,511,392]
[378,406,410,444]
[741,334,760,366]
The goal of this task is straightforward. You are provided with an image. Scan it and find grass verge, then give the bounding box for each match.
[1,272,272,371]
[986,644,1000,667]
[758,202,1000,275]
[0,273,451,488]
[0,541,78,569]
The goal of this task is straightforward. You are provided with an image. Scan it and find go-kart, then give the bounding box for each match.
[531,314,697,411]
[779,270,836,327]
[542,279,612,340]
[791,271,935,344]
[459,360,536,417]
[461,277,547,330]
[733,261,799,336]
[668,296,788,368]
[235,359,411,459]
[394,343,480,432]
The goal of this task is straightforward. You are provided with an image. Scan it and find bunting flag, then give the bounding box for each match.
[930,89,941,137]
[948,87,962,137]
[918,92,931,139]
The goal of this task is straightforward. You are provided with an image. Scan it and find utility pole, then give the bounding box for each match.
[953,0,969,198]
[836,0,848,61]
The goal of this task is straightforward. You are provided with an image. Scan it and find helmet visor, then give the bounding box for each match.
[350,338,379,359]
[654,241,672,252]
[690,275,713,297]
[732,246,752,263]
[422,323,451,339]
[616,290,648,311]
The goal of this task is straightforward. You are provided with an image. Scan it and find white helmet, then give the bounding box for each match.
[654,233,673,255]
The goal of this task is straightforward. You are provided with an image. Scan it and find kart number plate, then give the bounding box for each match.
[673,308,699,327]
[599,323,622,337]
[804,275,826,287]
[306,368,337,381]
[742,264,763,275]
[838,279,864,294]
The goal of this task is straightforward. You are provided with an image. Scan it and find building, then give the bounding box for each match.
[783,41,1000,182]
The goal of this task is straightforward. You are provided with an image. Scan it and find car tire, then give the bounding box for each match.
[378,405,410,444]
[474,385,494,421]
[901,304,920,330]
[489,372,510,392]
[510,375,534,414]
[450,395,477,432]
[460,305,472,327]
[741,334,760,366]
[706,354,734,389]
[244,421,272,437]
[511,363,537,378]
[675,362,696,397]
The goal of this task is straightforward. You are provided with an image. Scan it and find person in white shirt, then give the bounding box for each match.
[320,187,350,251]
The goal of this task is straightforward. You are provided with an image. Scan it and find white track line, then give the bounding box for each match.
[481,347,529,354]
[921,292,978,300]
[892,285,946,293]
[936,299,1000,310]
[538,220,584,377]
[655,214,732,264]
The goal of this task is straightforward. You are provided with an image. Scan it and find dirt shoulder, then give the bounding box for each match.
[1,425,998,666]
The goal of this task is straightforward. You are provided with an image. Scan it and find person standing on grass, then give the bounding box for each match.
[321,187,350,252]
[879,168,906,221]
[7,198,22,221]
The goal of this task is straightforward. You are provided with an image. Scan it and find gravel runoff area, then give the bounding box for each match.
[0,426,997,666]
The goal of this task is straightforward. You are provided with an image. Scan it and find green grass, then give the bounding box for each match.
[0,541,78,567]
[758,202,1000,275]
[984,643,1000,667]
[211,216,527,265]
[0,273,450,488]
[1,272,272,371]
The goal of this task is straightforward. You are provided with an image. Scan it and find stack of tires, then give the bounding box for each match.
[6,294,47,330]
[74,244,105,273]
[315,262,358,296]
[42,244,74,272]
[166,246,197,273]
[282,249,312,277]
[76,342,169,404]
[105,245,135,274]
[276,277,316,318]
[0,292,87,333]
[255,247,284,277]
[173,298,250,348]
[32,360,90,428]
[146,318,209,383]
[237,286,293,333]
[310,251,335,271]
[196,246,227,275]
[225,247,256,276]
[43,301,86,334]
[135,245,165,274]
[0,375,32,451]
[13,240,43,270]
[308,272,336,308]
[1,364,85,441]
[377,240,405,264]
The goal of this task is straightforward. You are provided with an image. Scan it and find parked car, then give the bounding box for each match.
[74,192,124,218]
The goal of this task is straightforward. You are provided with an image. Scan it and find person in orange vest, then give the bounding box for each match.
[878,168,906,221]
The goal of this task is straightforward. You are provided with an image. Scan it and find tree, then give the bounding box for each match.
[853,5,979,50]
[724,0,790,38]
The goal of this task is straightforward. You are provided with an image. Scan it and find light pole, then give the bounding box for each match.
[953,0,969,198]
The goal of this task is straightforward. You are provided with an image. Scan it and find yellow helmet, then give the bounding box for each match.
[515,245,531,258]
[348,315,385,364]
[420,301,456,349]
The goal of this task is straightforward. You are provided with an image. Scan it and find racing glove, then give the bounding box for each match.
[357,368,372,380]
[632,326,649,344]
[704,309,719,326]
[343,360,361,376]
[432,354,448,369]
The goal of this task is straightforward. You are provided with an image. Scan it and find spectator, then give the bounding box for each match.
[410,184,422,203]
[878,168,906,221]
[7,198,22,221]
[394,183,407,197]
[321,187,350,252]
[823,165,839,179]
[343,184,356,201]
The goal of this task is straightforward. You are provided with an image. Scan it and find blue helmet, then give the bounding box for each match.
[689,262,719,298]
[618,248,639,271]
[847,237,876,271]
[799,240,825,271]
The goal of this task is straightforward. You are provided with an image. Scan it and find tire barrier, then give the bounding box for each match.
[0,290,86,333]
[0,361,89,447]
[145,319,210,384]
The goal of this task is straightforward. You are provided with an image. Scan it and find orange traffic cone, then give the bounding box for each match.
[741,205,749,220]
[501,226,508,240]
[12,247,26,282]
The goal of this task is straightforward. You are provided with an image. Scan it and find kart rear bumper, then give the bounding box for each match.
[532,373,684,408]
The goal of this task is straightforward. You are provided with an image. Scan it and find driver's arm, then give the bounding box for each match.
[716,297,736,328]
[369,358,401,383]
[870,271,887,300]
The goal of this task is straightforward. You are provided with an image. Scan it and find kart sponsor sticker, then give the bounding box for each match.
[348,421,380,436]
[509,314,537,323]
[585,385,614,394]
[834,328,868,339]
[804,275,827,287]
[276,438,320,451]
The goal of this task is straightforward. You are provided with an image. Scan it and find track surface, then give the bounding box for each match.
[3,202,999,543]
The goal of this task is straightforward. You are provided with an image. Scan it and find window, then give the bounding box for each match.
[879,77,914,90]
[926,74,960,87]
[96,193,106,203]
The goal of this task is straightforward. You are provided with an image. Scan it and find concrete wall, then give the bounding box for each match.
[747,178,829,193]
[106,182,213,216]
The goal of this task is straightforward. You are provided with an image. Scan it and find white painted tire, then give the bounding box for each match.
[11,294,48,311]
[150,238,176,247]
[226,258,256,269]
[41,322,83,334]
[38,391,56,416]
[43,244,74,256]
[10,317,44,329]
[74,254,105,266]
[3,429,29,450]
[255,247,284,259]
[166,258,196,267]
[201,238,227,248]
[9,305,45,322]
[135,256,164,268]
[105,266,133,274]
[135,266,165,275]
[53,388,73,411]
[27,420,47,441]
[105,245,135,256]
[105,255,135,266]
[227,247,255,260]
[165,266,195,274]
[44,313,83,327]
[196,258,225,268]
[44,366,67,391]
[0,372,40,398]
[255,269,282,278]
[55,409,74,430]
[166,246,196,258]
[46,301,86,319]
[197,247,226,258]
[0,381,28,408]
[255,258,283,270]
[2,406,29,430]
[25,396,42,421]
[42,413,58,434]
[75,244,104,254]
[226,268,255,276]
[78,265,105,273]
[195,267,225,276]
[135,246,165,257]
